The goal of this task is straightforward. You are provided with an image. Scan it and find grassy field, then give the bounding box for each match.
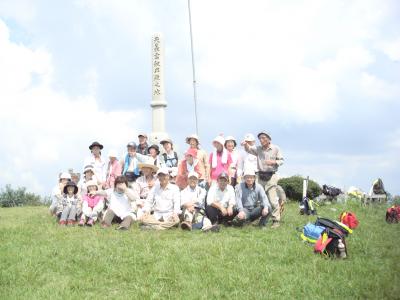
[1,201,399,299]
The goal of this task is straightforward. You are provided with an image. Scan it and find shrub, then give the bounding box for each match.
[278,175,321,201]
[0,185,43,207]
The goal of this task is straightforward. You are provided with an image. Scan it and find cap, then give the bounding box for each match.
[127,141,137,149]
[138,133,148,138]
[59,172,72,180]
[160,138,173,145]
[244,133,256,142]
[218,172,229,180]
[257,131,271,140]
[156,167,170,176]
[243,169,256,177]
[188,171,199,179]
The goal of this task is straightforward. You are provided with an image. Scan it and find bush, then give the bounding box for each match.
[278,175,321,201]
[0,185,43,207]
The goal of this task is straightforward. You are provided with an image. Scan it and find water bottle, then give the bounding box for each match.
[338,239,347,258]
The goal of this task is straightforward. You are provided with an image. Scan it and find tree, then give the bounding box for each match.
[0,185,43,207]
[278,175,321,201]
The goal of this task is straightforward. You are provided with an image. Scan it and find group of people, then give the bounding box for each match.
[49,131,285,231]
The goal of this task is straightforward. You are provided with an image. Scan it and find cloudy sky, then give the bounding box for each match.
[0,0,399,196]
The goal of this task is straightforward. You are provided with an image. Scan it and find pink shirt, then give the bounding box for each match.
[106,159,122,189]
[83,194,103,209]
[209,151,232,181]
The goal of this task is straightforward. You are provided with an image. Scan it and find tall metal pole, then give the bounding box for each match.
[188,0,199,135]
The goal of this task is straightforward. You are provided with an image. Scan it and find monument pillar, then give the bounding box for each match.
[150,33,168,145]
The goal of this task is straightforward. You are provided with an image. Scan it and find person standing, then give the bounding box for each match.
[209,136,232,186]
[185,134,210,188]
[242,131,284,228]
[84,141,107,186]
[137,133,149,155]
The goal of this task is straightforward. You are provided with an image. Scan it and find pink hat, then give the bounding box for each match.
[185,148,198,157]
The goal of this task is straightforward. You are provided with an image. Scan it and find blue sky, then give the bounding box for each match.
[0,0,399,196]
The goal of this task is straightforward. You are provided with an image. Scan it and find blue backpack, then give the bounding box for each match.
[301,223,325,243]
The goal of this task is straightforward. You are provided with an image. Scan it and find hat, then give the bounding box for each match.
[160,138,173,145]
[138,133,148,138]
[188,171,199,179]
[138,158,158,172]
[185,148,197,157]
[218,172,229,180]
[244,133,256,142]
[63,181,78,194]
[148,144,160,155]
[185,134,200,145]
[257,131,271,140]
[107,149,118,158]
[83,165,94,174]
[213,135,225,146]
[89,141,103,150]
[85,180,98,190]
[156,167,170,176]
[224,135,237,147]
[59,172,71,180]
[127,141,137,149]
[243,169,256,177]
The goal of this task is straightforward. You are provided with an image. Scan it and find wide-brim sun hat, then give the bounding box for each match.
[83,166,95,174]
[85,180,98,190]
[148,144,160,155]
[89,141,103,150]
[224,135,237,147]
[257,131,271,140]
[63,181,78,194]
[107,149,118,158]
[138,162,158,172]
[185,134,200,145]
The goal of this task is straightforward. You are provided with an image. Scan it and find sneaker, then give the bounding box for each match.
[116,225,128,231]
[67,220,76,226]
[87,219,94,227]
[180,221,192,231]
[78,219,85,226]
[271,221,280,229]
[203,224,220,233]
[59,220,67,226]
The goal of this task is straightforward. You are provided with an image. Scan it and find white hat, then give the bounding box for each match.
[107,149,118,158]
[224,135,237,147]
[83,165,94,174]
[138,157,158,172]
[59,172,71,180]
[243,169,256,177]
[85,180,98,190]
[244,133,256,142]
[156,167,170,176]
[188,171,199,179]
[213,135,225,146]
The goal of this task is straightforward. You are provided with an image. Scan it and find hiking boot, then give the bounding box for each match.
[59,220,67,226]
[87,219,94,227]
[271,221,280,229]
[78,219,85,226]
[67,220,76,226]
[116,225,128,231]
[180,221,192,231]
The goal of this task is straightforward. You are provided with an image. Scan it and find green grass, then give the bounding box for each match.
[1,202,399,299]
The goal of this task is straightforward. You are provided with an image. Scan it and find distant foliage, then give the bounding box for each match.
[0,185,43,207]
[278,175,322,201]
[392,195,400,205]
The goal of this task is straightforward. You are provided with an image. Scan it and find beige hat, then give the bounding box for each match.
[213,135,225,146]
[138,158,158,172]
[160,138,173,145]
[138,133,148,138]
[185,134,200,145]
[224,135,237,147]
[188,171,199,179]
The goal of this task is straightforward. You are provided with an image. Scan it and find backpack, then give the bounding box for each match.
[314,228,348,258]
[339,212,359,229]
[162,152,179,168]
[386,206,400,223]
[315,217,352,236]
[372,178,386,195]
[299,197,317,215]
[322,184,342,197]
[301,223,325,243]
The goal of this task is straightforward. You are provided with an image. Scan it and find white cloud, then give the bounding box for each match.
[379,38,400,61]
[0,19,144,194]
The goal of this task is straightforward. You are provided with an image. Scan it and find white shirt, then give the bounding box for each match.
[206,184,236,208]
[144,182,181,219]
[84,155,107,182]
[237,150,258,177]
[180,185,206,209]
[106,188,137,219]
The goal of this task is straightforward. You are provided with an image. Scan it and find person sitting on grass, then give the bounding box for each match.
[140,167,180,230]
[78,165,97,196]
[93,176,139,230]
[148,144,165,169]
[57,181,82,226]
[79,180,104,227]
[121,141,148,185]
[232,169,271,229]
[49,172,71,216]
[205,172,236,225]
[180,171,218,232]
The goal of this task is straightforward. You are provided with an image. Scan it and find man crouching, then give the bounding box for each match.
[232,169,271,229]
[140,167,180,230]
